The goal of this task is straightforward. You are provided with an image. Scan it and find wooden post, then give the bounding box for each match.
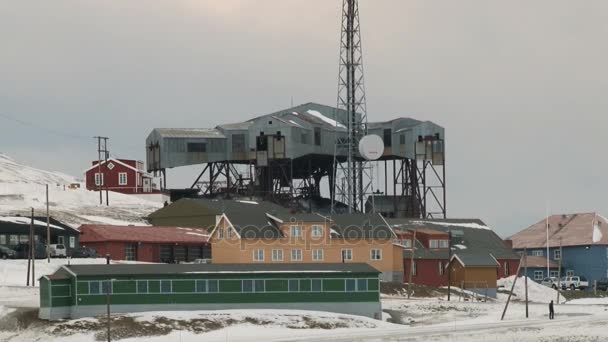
[407,230,417,299]
[524,248,528,318]
[30,208,35,286]
[26,209,32,286]
[46,184,50,263]
[557,238,562,304]
[501,254,524,320]
[447,230,452,301]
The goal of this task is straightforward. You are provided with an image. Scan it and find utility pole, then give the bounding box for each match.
[557,237,562,304]
[46,184,50,263]
[501,254,524,320]
[524,248,528,318]
[94,136,110,206]
[30,208,35,286]
[447,230,452,301]
[407,230,417,299]
[26,208,32,286]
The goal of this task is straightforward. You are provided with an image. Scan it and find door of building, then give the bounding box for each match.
[143,178,151,193]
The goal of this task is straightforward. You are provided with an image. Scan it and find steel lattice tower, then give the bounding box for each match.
[331,0,373,213]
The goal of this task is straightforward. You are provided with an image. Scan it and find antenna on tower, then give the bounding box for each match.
[331,0,373,214]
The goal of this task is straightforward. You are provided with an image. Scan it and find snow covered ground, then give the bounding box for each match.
[497,275,565,303]
[0,154,161,226]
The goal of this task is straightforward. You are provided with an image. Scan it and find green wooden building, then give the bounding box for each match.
[39,263,382,321]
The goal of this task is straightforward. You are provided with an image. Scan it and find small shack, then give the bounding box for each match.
[449,252,499,298]
[39,263,382,320]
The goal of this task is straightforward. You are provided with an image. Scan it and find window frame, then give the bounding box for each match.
[532,250,544,257]
[290,225,302,238]
[311,225,323,238]
[554,249,561,260]
[291,249,303,262]
[370,248,382,261]
[94,173,104,186]
[439,240,449,248]
[253,249,265,262]
[312,249,324,261]
[534,270,544,281]
[160,280,172,293]
[341,249,353,261]
[438,261,444,275]
[272,249,283,261]
[118,172,128,186]
[429,239,439,249]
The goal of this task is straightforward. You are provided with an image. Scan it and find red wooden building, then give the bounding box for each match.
[84,158,154,194]
[389,219,520,287]
[78,225,211,263]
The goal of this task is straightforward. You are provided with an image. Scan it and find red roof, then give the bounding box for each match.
[78,225,209,244]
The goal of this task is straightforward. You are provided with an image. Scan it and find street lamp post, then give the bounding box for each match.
[106,278,115,342]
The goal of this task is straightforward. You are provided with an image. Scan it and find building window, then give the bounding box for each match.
[226,228,232,239]
[9,235,18,245]
[504,262,510,276]
[314,127,321,146]
[101,280,112,294]
[341,249,353,261]
[94,173,104,186]
[19,235,28,243]
[383,129,392,147]
[160,280,172,293]
[357,279,368,291]
[412,261,417,276]
[371,249,382,261]
[311,279,322,292]
[187,143,206,153]
[208,280,218,293]
[550,270,559,278]
[291,249,302,261]
[534,271,543,280]
[253,249,264,262]
[430,240,439,248]
[196,280,207,293]
[89,281,101,294]
[254,279,264,292]
[399,239,412,248]
[566,270,574,277]
[272,249,283,261]
[290,225,302,238]
[289,279,299,292]
[532,250,543,257]
[231,134,245,153]
[118,172,128,186]
[242,280,253,293]
[69,236,75,248]
[554,249,561,260]
[399,134,406,145]
[124,244,136,261]
[311,225,323,237]
[58,236,65,245]
[137,280,148,293]
[312,249,324,261]
[439,261,445,275]
[0,235,5,245]
[439,240,449,248]
[345,279,356,292]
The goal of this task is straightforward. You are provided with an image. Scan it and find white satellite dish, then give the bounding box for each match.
[358,135,384,161]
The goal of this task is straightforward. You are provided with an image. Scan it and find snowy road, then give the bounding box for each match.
[281,313,608,342]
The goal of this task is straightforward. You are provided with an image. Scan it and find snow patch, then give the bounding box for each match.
[454,244,467,249]
[410,220,491,230]
[593,223,603,243]
[236,200,259,205]
[306,110,346,128]
[497,275,565,304]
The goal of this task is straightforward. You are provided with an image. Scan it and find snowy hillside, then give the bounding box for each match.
[0,154,161,227]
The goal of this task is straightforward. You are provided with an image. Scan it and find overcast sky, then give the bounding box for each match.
[1,1,606,237]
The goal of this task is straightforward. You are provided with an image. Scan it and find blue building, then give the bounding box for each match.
[509,213,608,286]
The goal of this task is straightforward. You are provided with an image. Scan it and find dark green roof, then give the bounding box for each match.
[392,218,519,260]
[329,213,395,239]
[452,252,499,267]
[60,263,380,276]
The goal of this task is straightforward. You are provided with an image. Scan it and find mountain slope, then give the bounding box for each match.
[0,154,161,227]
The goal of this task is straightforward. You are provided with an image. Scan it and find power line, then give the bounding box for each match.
[0,112,91,140]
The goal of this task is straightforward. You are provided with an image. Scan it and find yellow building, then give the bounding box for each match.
[210,208,404,282]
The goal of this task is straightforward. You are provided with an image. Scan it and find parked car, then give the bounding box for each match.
[540,277,559,289]
[561,276,589,290]
[0,246,16,259]
[49,244,66,258]
[14,243,47,259]
[594,279,608,292]
[70,247,98,258]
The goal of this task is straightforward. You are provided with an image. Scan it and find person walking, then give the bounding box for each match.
[549,300,555,320]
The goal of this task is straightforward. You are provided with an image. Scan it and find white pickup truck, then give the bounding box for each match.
[49,244,66,258]
[560,276,589,290]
